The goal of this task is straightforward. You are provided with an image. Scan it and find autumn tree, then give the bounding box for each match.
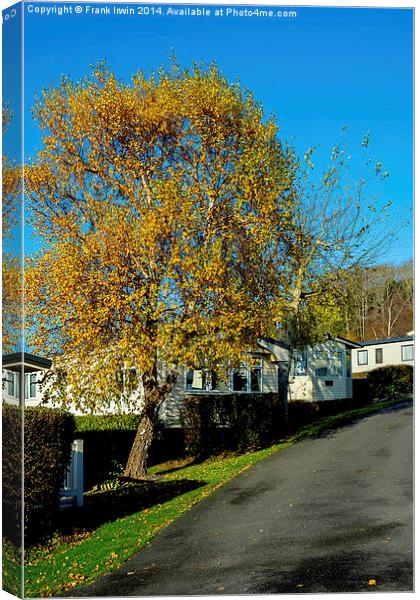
[25,62,295,478]
[2,106,22,353]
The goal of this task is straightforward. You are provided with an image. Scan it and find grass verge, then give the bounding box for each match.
[2,539,23,597]
[3,396,407,597]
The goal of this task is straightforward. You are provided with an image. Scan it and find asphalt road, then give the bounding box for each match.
[70,400,413,596]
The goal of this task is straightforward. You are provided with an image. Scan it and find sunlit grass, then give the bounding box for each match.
[2,539,22,597]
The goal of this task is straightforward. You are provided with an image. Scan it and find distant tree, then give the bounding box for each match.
[25,62,295,478]
[273,133,399,346]
[344,261,413,340]
[341,266,372,340]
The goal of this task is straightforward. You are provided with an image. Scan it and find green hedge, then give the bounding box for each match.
[367,364,413,400]
[74,413,141,432]
[286,400,321,430]
[2,404,23,547]
[2,405,75,545]
[74,414,185,490]
[181,393,285,457]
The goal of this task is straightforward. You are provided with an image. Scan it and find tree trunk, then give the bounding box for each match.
[124,410,155,480]
[123,367,178,480]
[277,361,290,426]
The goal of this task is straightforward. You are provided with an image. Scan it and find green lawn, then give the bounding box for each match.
[2,396,405,597]
[2,540,22,598]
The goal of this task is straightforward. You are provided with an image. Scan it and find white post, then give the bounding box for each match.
[72,438,84,507]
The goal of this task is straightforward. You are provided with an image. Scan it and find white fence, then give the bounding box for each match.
[60,439,84,509]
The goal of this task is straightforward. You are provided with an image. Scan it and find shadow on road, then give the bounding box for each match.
[255,549,413,593]
[374,398,413,414]
[50,478,206,542]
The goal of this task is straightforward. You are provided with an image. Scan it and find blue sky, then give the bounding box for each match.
[5,2,414,263]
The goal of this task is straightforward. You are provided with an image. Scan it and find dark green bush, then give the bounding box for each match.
[181,393,285,458]
[25,407,75,544]
[74,416,139,490]
[2,404,22,546]
[367,364,413,400]
[74,414,185,489]
[316,398,364,415]
[287,400,320,430]
[2,405,75,545]
[75,429,135,490]
[352,377,371,403]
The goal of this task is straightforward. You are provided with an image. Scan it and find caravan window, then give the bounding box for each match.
[186,369,206,391]
[185,369,225,392]
[250,364,262,391]
[291,349,307,376]
[24,373,38,399]
[186,360,262,393]
[7,372,15,396]
[6,372,20,398]
[401,345,413,361]
[314,350,343,378]
[346,350,352,377]
[232,367,248,391]
[232,361,263,392]
[357,350,368,366]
